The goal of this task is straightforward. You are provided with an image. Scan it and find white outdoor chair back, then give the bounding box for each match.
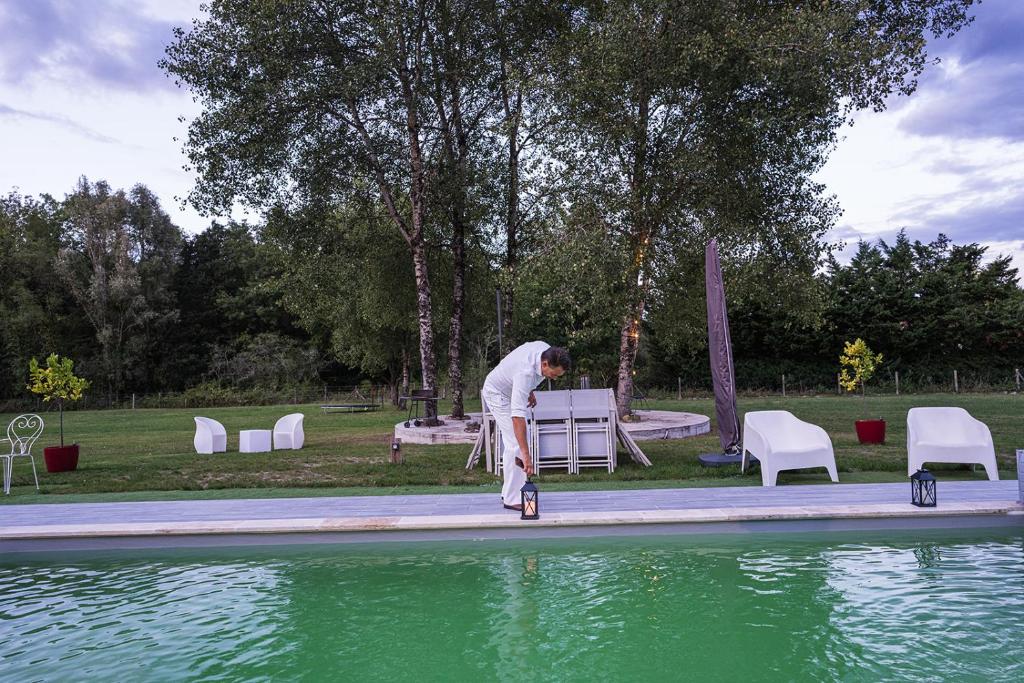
[6,414,44,455]
[906,407,998,479]
[2,414,44,495]
[273,413,305,450]
[744,411,811,452]
[532,390,573,473]
[907,407,981,445]
[193,416,228,454]
[572,389,615,472]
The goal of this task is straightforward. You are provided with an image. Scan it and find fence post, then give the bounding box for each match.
[895,371,900,396]
[837,373,841,395]
[132,393,135,410]
[954,369,959,393]
[1016,368,1021,392]
[677,377,681,401]
[782,374,786,397]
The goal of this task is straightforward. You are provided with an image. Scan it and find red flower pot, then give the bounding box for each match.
[855,420,886,445]
[43,444,79,473]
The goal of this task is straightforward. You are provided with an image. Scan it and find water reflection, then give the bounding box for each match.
[2,531,1023,681]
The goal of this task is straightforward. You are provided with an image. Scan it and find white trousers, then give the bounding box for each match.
[482,385,527,506]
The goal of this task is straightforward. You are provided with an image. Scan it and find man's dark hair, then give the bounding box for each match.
[542,346,572,372]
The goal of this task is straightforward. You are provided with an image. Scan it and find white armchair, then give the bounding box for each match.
[273,413,305,450]
[907,407,998,480]
[742,410,839,487]
[193,417,227,454]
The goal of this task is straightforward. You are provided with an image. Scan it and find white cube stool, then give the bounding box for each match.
[239,429,272,453]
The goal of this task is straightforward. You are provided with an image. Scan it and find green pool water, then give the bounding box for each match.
[3,529,1023,682]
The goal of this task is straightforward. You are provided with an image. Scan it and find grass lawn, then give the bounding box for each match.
[1,393,1020,503]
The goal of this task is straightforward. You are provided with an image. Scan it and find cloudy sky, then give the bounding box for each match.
[1,0,1022,272]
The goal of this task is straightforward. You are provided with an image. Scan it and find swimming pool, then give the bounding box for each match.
[3,528,1022,681]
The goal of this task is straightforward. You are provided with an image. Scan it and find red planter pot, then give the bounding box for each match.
[44,444,79,473]
[855,420,886,445]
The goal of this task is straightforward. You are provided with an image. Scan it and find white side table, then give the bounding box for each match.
[239,429,272,453]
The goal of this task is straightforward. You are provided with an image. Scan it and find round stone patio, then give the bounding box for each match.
[394,409,710,445]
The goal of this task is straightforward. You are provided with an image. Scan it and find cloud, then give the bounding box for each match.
[0,0,185,92]
[898,0,1024,141]
[0,103,121,144]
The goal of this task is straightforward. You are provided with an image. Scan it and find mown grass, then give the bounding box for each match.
[1,393,1020,503]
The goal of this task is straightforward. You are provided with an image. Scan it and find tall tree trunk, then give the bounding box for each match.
[410,234,438,421]
[503,110,519,345]
[615,91,651,419]
[448,213,466,418]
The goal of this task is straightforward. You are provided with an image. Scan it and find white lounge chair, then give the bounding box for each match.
[2,414,44,495]
[572,389,615,473]
[193,417,227,454]
[532,390,572,474]
[273,413,305,450]
[741,410,839,487]
[907,407,998,480]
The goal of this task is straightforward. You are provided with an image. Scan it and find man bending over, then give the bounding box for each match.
[482,342,571,510]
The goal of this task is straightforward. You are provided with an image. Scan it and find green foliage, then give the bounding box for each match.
[839,338,883,395]
[27,354,89,403]
[27,354,89,446]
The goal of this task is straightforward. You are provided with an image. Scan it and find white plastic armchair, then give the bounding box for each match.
[193,417,227,454]
[907,407,998,480]
[2,414,44,495]
[742,410,839,487]
[273,413,305,450]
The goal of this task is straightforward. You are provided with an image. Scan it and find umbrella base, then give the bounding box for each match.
[698,453,758,468]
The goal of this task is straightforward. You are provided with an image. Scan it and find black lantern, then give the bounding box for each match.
[910,469,937,507]
[521,479,539,520]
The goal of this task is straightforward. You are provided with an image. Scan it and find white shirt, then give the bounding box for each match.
[483,341,550,418]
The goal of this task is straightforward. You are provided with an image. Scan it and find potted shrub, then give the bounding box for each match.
[839,339,885,444]
[27,354,90,472]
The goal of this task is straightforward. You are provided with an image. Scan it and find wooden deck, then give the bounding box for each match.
[2,481,1020,548]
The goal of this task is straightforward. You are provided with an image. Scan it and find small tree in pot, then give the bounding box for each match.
[27,354,90,472]
[839,339,885,444]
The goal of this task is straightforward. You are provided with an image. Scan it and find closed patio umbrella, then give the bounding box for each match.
[698,239,747,467]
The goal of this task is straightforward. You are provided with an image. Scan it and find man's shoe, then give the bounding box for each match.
[503,503,523,511]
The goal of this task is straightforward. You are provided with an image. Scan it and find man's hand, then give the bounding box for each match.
[521,455,534,477]
[527,391,536,408]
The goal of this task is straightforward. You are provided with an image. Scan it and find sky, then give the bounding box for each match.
[1,0,1022,273]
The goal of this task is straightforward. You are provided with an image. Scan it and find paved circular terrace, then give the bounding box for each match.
[394,409,710,445]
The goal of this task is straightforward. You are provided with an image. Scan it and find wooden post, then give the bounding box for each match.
[954,369,959,393]
[131,393,135,410]
[677,377,681,400]
[895,371,900,396]
[837,373,841,395]
[1016,368,1021,392]
[782,374,786,398]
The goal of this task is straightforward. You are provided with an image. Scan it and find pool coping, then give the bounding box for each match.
[3,500,1022,540]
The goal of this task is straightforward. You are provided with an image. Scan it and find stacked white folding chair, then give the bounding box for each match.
[572,389,616,473]
[531,390,573,474]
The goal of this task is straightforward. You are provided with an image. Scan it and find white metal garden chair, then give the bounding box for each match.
[907,407,999,480]
[531,390,573,474]
[273,413,305,450]
[572,389,616,473]
[2,414,44,495]
[193,416,227,454]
